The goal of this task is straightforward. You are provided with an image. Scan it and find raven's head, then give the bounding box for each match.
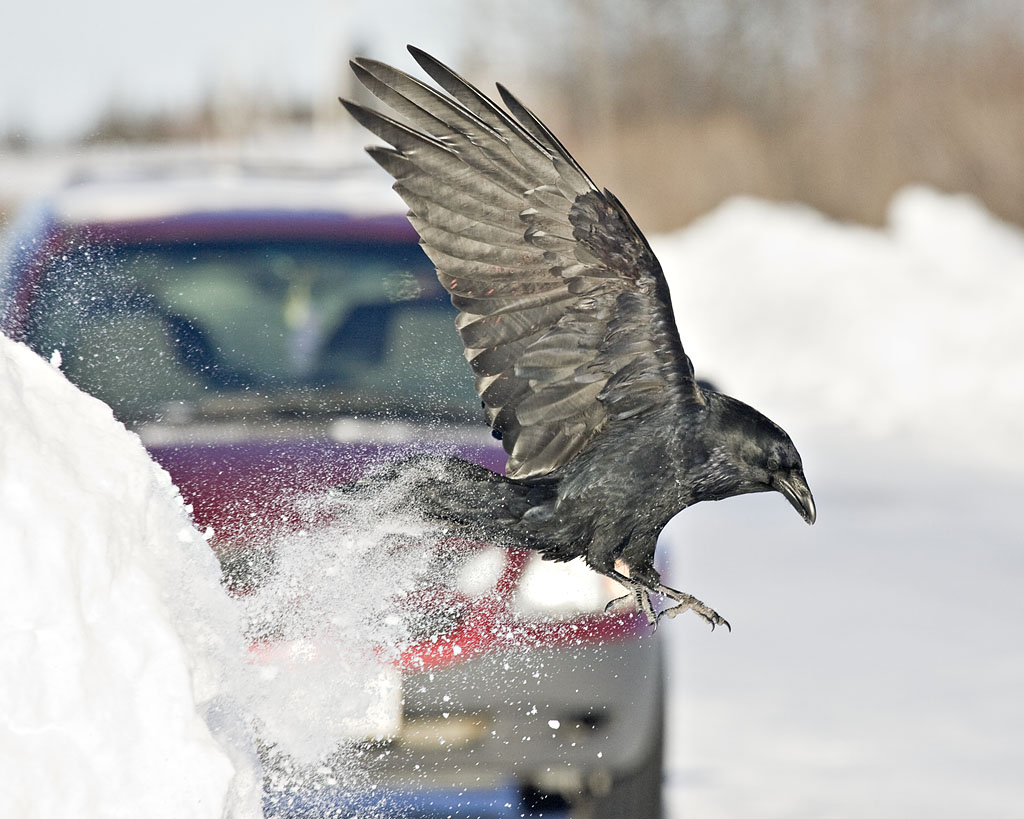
[761,435,816,525]
[705,393,816,524]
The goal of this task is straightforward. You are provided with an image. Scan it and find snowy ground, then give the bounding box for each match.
[660,436,1023,818]
[2,179,1021,817]
[653,191,1024,818]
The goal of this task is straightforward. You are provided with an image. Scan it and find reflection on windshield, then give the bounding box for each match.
[25,239,479,423]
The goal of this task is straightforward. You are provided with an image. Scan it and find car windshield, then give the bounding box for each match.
[24,237,479,423]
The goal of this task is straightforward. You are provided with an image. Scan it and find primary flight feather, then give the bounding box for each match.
[341,46,815,628]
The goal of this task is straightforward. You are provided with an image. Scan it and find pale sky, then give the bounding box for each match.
[0,0,486,142]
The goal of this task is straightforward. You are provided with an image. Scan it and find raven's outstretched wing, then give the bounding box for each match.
[343,46,703,479]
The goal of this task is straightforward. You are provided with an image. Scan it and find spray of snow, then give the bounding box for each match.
[227,469,469,816]
[234,473,446,764]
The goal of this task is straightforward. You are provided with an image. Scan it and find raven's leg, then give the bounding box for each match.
[653,583,731,631]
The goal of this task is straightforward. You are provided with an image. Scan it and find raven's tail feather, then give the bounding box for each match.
[350,454,552,548]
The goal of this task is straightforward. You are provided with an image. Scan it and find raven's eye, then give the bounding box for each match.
[766,456,780,472]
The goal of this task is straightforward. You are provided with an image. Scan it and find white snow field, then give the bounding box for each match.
[0,184,1021,818]
[654,187,1024,818]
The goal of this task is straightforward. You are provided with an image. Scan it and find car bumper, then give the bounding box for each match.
[264,780,560,819]
[264,631,664,813]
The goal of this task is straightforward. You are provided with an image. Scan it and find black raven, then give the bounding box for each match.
[341,47,815,629]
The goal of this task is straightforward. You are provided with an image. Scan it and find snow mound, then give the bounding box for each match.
[655,186,1024,468]
[0,336,262,818]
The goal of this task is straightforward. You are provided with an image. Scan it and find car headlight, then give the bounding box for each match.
[453,545,506,597]
[511,553,625,618]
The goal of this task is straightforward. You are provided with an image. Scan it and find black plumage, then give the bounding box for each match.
[342,47,815,628]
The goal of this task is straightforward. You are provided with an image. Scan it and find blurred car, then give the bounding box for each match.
[0,160,665,818]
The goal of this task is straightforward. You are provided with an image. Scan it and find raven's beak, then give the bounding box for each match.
[772,470,816,525]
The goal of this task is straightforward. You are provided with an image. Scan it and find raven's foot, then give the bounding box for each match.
[604,570,729,631]
[656,585,731,631]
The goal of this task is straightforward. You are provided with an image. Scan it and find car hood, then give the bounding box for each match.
[139,416,505,547]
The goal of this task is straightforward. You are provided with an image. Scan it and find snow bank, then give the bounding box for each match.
[0,336,262,818]
[655,186,1024,469]
[0,334,465,817]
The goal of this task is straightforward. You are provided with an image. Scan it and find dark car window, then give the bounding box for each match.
[23,238,479,423]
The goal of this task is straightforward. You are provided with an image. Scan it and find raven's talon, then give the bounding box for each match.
[637,591,657,626]
[605,585,658,626]
[699,611,731,632]
[656,597,730,632]
[658,603,690,622]
[604,593,635,616]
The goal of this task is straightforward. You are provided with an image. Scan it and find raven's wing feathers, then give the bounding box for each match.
[343,47,703,479]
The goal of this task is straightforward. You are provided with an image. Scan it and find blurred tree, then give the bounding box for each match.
[470,0,1024,229]
[68,0,1024,230]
